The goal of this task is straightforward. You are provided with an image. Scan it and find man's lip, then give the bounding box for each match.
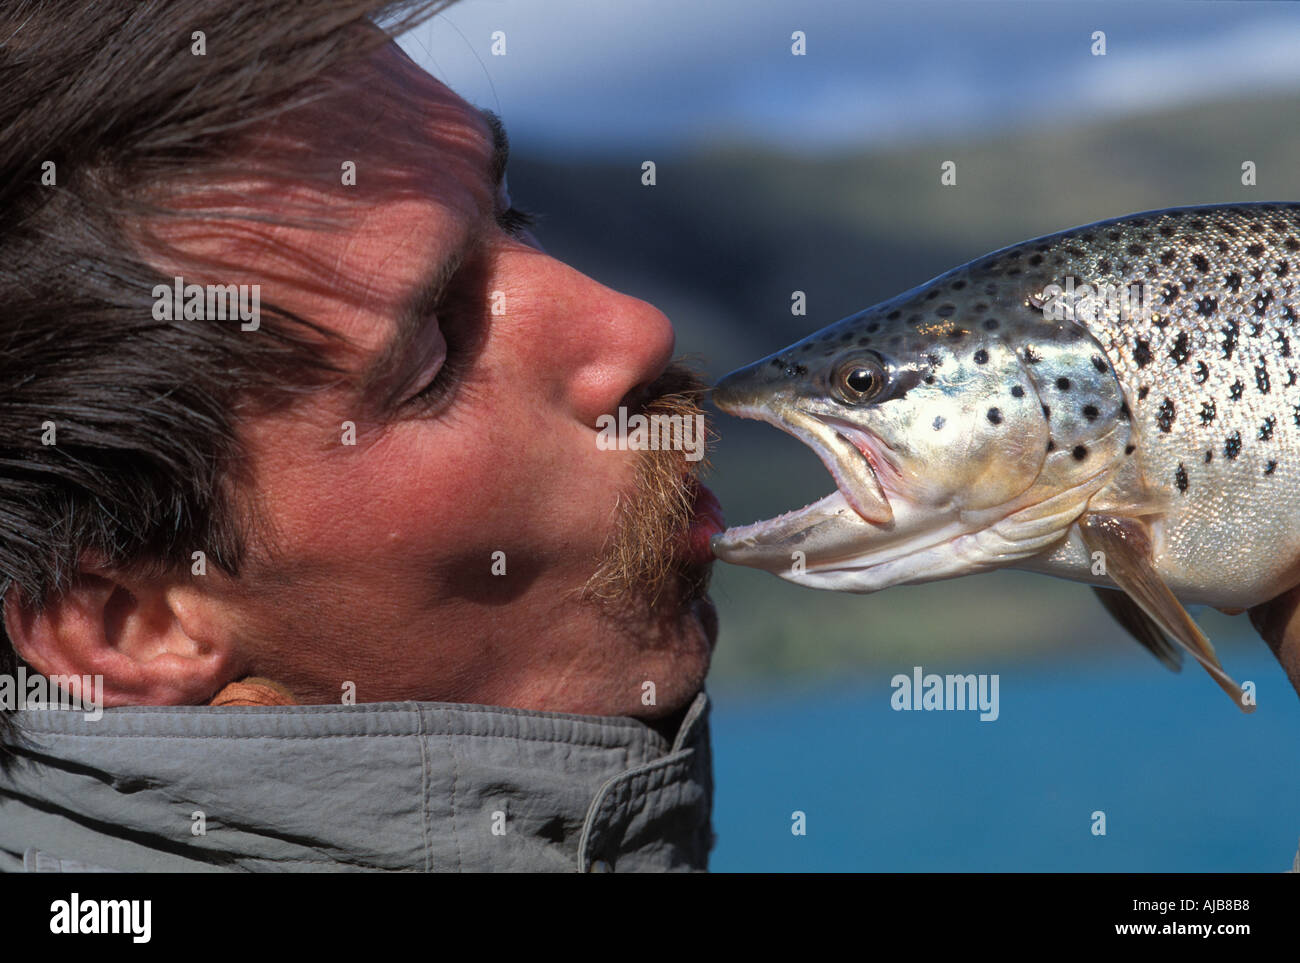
[686,484,725,565]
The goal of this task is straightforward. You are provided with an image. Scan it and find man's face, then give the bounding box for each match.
[161,40,721,718]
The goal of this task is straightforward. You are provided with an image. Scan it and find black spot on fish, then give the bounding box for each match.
[1230,379,1245,401]
[925,375,936,385]
[1254,291,1274,316]
[937,303,955,316]
[1072,445,1088,461]
[868,322,882,333]
[1047,439,1056,452]
[1225,271,1243,293]
[1225,431,1242,459]
[1128,243,1146,256]
[1261,416,1276,441]
[1192,252,1210,272]
[1134,338,1153,367]
[983,318,1000,331]
[1119,401,1132,420]
[1056,377,1071,391]
[974,349,989,365]
[948,328,965,340]
[1011,385,1025,398]
[1288,238,1300,251]
[1159,225,1175,237]
[1126,444,1137,455]
[1193,361,1209,384]
[1222,321,1239,359]
[1247,243,1265,257]
[1169,332,1191,365]
[770,358,784,368]
[1250,321,1264,338]
[1098,259,1111,274]
[1265,459,1278,475]
[856,338,871,346]
[973,303,988,313]
[1042,404,1051,419]
[952,280,967,290]
[1278,261,1289,278]
[1156,397,1176,432]
[1257,362,1271,394]
[1138,385,1150,401]
[840,333,854,343]
[1028,253,1043,266]
[933,416,945,430]
[1161,283,1180,304]
[1200,400,1216,425]
[1108,231,1121,241]
[1092,355,1107,373]
[987,407,1003,425]
[926,290,940,301]
[1278,332,1293,358]
[1204,448,1213,464]
[1195,296,1217,317]
[1175,463,1188,493]
[1082,404,1099,421]
[1216,240,1230,253]
[1160,250,1176,266]
[885,312,899,322]
[1024,346,1041,363]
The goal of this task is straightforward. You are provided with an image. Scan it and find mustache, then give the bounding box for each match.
[580,361,714,608]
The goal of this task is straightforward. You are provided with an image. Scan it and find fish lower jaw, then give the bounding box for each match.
[713,488,845,545]
[710,488,867,567]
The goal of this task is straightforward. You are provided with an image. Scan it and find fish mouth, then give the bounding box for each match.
[709,399,895,565]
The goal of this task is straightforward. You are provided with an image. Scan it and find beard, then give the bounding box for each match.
[579,361,714,613]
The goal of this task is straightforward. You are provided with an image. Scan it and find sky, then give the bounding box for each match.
[399,0,1300,155]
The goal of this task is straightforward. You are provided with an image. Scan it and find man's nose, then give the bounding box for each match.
[531,259,677,428]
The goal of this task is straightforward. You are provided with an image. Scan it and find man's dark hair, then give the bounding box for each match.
[0,0,451,744]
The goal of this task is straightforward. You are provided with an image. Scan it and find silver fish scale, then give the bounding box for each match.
[963,203,1300,603]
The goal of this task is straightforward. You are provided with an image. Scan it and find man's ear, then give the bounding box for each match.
[2,562,245,707]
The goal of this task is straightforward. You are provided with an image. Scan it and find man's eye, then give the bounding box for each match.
[497,205,537,238]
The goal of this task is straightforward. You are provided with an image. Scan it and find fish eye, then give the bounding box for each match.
[833,356,886,404]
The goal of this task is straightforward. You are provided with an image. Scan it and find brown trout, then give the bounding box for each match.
[711,203,1300,712]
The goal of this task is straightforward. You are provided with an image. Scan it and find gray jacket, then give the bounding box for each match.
[0,691,714,872]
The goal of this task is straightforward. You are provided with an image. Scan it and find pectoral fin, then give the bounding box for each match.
[1091,586,1183,673]
[1079,513,1253,713]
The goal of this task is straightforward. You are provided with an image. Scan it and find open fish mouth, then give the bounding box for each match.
[709,398,896,566]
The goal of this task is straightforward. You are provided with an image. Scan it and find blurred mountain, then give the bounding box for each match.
[507,92,1300,684]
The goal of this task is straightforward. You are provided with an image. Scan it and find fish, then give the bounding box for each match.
[710,202,1300,712]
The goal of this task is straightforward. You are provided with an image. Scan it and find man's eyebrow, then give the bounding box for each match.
[360,107,511,411]
[480,107,510,188]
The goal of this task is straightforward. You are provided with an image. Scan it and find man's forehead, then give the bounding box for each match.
[151,45,499,365]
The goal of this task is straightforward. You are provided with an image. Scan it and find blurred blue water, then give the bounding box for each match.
[709,646,1300,871]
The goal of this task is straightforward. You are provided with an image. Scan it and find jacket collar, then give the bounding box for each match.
[0,691,713,873]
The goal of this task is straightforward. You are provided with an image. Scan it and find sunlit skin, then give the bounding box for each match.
[4,38,717,721]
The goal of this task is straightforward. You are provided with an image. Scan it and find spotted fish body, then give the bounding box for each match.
[711,203,1300,709]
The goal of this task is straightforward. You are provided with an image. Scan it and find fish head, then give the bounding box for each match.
[711,278,1132,591]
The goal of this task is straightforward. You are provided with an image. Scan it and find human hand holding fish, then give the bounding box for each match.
[711,204,1300,712]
